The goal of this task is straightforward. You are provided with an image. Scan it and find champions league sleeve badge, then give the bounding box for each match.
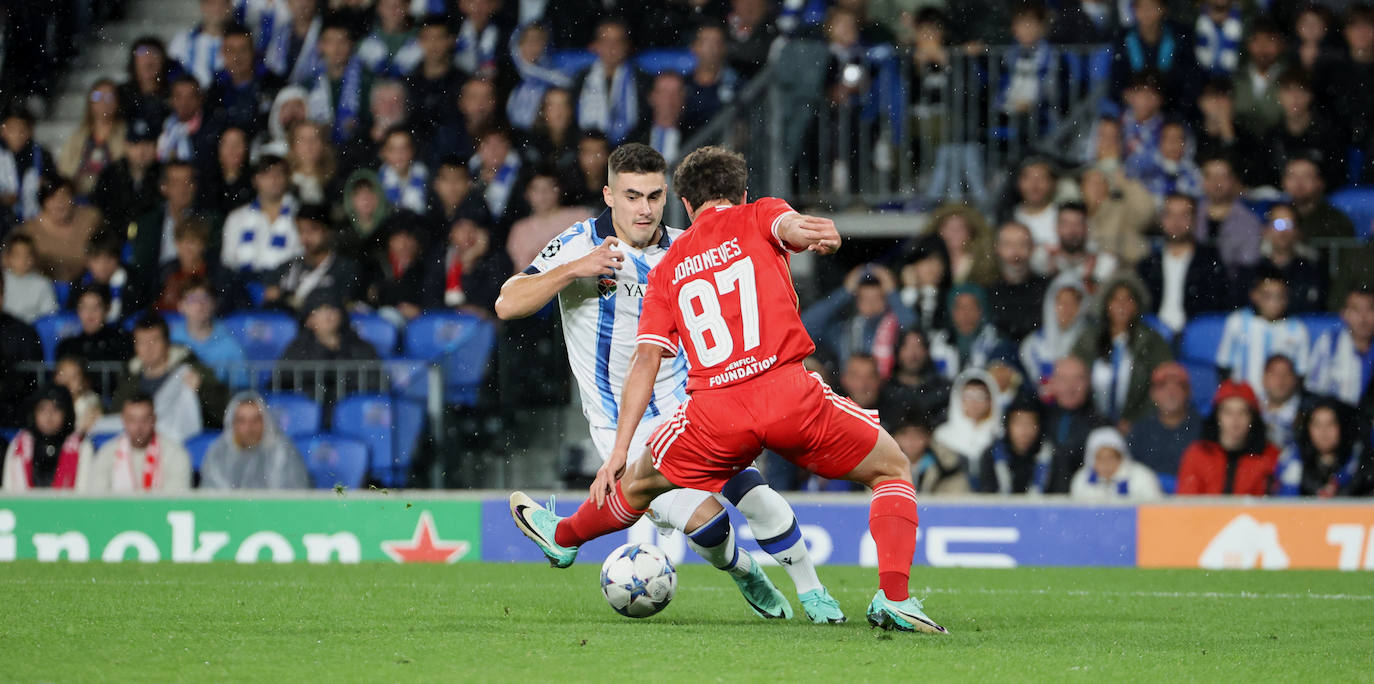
[541,238,562,259]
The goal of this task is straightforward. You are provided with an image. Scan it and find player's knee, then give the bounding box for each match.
[721,467,766,506]
[684,496,726,535]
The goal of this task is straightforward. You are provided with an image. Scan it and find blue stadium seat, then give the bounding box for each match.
[385,360,431,402]
[1180,313,1229,364]
[34,312,82,363]
[549,49,596,77]
[0,427,20,444]
[403,311,497,406]
[332,395,425,488]
[1182,361,1219,416]
[297,433,369,489]
[1328,187,1374,241]
[183,431,220,472]
[246,281,266,307]
[633,48,695,75]
[261,392,322,437]
[90,432,118,450]
[350,312,399,358]
[1142,314,1175,346]
[1298,312,1343,342]
[222,310,298,360]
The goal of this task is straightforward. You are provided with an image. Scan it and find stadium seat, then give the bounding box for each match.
[183,431,220,473]
[1182,361,1219,415]
[350,312,399,358]
[0,428,19,443]
[222,310,298,360]
[34,312,82,363]
[403,311,497,406]
[1298,312,1343,342]
[297,433,369,489]
[261,392,322,437]
[385,360,431,402]
[332,395,425,488]
[1180,314,1229,364]
[549,49,596,77]
[1328,187,1374,241]
[633,48,695,75]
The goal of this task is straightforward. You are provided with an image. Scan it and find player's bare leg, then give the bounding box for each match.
[839,431,949,634]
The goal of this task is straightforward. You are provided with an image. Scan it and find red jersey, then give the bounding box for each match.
[636,197,816,392]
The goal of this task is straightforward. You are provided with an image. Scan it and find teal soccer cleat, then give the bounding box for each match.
[799,588,847,624]
[866,590,948,634]
[509,491,579,568]
[733,557,794,619]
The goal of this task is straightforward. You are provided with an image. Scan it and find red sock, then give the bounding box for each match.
[554,481,646,547]
[869,480,919,601]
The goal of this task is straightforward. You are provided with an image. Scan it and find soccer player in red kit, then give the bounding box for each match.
[510,146,946,633]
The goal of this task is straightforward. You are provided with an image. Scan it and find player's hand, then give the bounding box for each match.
[569,236,625,279]
[795,216,840,255]
[592,450,628,508]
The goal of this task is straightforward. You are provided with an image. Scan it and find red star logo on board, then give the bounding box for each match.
[380,511,471,563]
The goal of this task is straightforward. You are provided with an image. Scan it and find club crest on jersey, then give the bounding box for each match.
[598,276,618,299]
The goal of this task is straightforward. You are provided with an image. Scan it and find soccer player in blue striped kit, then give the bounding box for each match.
[495,143,843,623]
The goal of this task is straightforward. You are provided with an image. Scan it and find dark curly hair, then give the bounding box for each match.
[672,145,747,210]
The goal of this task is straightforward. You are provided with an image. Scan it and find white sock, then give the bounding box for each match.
[686,510,752,579]
[727,470,823,595]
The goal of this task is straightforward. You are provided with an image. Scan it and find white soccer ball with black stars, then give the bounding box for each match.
[600,542,677,618]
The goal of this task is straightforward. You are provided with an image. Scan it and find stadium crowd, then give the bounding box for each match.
[2,0,1374,498]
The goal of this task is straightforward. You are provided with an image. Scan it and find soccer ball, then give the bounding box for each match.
[600,542,677,618]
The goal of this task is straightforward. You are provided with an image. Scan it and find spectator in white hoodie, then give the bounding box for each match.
[1070,426,1164,501]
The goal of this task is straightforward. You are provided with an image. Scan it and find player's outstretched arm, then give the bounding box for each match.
[494,237,626,320]
[776,213,842,255]
[591,342,664,508]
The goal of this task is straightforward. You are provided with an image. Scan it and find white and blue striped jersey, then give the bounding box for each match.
[1216,310,1310,394]
[1306,328,1374,405]
[169,26,226,87]
[523,211,689,430]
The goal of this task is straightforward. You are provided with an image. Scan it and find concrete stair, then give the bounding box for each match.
[34,0,203,150]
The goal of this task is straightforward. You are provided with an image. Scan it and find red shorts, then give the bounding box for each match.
[648,364,882,491]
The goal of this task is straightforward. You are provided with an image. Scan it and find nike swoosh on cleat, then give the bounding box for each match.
[744,597,786,619]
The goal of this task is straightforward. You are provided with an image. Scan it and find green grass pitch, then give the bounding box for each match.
[1,562,1370,682]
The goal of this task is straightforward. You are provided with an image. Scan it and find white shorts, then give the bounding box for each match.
[589,413,713,535]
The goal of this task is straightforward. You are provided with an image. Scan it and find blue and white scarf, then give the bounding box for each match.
[266,15,321,85]
[0,143,44,221]
[998,40,1056,112]
[157,113,200,162]
[988,441,1051,494]
[171,26,225,87]
[1306,328,1374,406]
[358,32,424,78]
[1194,9,1243,75]
[471,151,521,218]
[307,57,364,144]
[577,61,639,144]
[380,161,430,214]
[1086,469,1131,495]
[235,0,289,57]
[454,20,501,75]
[505,28,572,129]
